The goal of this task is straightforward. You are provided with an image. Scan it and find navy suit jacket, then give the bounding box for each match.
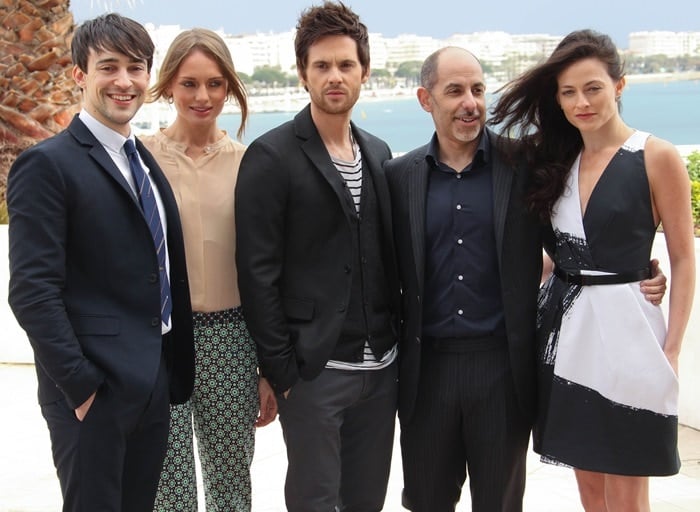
[384,128,542,424]
[7,115,194,409]
[235,105,400,394]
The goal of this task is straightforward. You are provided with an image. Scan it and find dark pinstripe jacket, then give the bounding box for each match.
[384,128,542,424]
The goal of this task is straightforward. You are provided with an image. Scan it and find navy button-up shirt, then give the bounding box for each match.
[422,133,505,338]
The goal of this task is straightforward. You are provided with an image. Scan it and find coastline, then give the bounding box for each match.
[131,72,700,136]
[236,71,700,115]
[236,71,700,114]
[625,70,700,84]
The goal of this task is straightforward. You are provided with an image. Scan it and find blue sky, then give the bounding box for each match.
[72,0,698,48]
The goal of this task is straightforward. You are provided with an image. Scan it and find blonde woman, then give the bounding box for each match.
[142,28,277,511]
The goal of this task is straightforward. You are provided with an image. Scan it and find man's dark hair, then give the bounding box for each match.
[294,1,370,79]
[71,13,155,73]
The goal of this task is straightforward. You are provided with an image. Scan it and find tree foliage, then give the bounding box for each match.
[251,65,293,87]
[687,151,700,234]
[394,60,422,86]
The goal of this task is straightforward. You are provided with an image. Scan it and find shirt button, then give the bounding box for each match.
[457,309,464,316]
[457,239,463,245]
[458,275,464,281]
[456,174,462,179]
[456,204,462,210]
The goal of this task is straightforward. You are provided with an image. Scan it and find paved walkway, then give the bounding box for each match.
[2,362,700,511]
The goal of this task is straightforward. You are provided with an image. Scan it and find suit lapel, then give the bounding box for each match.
[68,116,140,206]
[295,106,357,220]
[488,129,513,267]
[408,155,430,288]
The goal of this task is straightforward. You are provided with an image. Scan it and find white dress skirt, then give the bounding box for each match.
[534,131,680,476]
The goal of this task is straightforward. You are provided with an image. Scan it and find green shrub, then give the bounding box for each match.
[687,151,700,182]
[688,151,700,235]
[692,180,700,236]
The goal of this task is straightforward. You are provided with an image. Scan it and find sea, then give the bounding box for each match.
[218,79,700,154]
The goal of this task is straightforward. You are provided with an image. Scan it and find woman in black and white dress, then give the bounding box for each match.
[491,29,695,511]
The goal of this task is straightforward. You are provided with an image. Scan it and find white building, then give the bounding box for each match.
[379,33,440,72]
[629,31,700,57]
[144,25,698,78]
[224,31,297,76]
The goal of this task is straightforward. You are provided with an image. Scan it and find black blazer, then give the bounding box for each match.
[384,128,542,423]
[235,105,399,394]
[7,116,194,409]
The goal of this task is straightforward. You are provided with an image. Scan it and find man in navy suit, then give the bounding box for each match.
[235,3,400,511]
[7,14,194,512]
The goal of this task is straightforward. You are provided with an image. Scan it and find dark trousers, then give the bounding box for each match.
[277,361,398,512]
[40,356,170,512]
[400,340,530,512]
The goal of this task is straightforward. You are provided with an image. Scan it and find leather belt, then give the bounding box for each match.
[553,266,651,286]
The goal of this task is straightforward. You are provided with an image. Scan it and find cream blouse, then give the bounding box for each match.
[141,130,245,312]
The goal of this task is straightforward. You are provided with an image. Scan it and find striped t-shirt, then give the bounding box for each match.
[326,142,397,370]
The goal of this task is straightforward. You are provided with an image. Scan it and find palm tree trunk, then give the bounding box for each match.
[0,0,81,216]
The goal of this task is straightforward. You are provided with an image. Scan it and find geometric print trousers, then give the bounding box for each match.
[153,307,259,511]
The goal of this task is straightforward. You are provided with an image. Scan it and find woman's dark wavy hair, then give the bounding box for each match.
[489,29,624,221]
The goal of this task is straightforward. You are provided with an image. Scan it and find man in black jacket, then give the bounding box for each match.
[235,3,400,511]
[385,46,540,512]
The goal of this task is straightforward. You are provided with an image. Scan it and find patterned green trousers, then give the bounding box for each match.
[154,308,259,511]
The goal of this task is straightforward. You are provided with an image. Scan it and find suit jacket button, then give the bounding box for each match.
[151,317,160,327]
[148,273,158,283]
[344,264,351,274]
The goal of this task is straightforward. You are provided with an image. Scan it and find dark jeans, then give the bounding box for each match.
[278,361,398,512]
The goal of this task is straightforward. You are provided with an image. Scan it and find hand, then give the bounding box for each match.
[255,377,278,427]
[74,391,96,422]
[640,258,667,305]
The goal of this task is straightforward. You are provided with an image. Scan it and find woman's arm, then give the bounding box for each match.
[646,136,696,374]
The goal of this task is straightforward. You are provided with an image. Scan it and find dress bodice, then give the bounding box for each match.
[551,130,656,274]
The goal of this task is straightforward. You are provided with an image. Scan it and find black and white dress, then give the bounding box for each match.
[535,130,680,476]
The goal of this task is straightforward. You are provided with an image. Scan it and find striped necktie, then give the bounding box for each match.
[123,139,172,325]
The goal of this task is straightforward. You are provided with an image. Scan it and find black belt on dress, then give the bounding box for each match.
[553,266,651,286]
